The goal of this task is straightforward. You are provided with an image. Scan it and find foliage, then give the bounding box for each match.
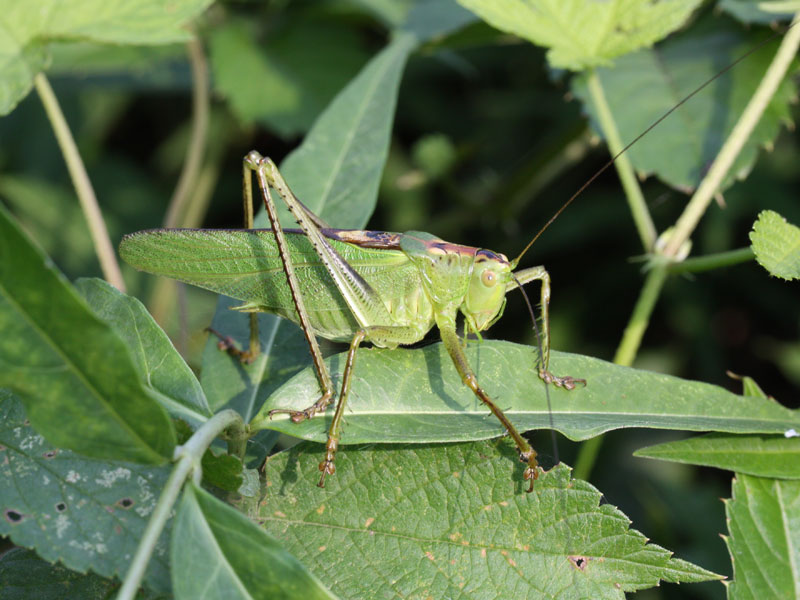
[1,0,799,598]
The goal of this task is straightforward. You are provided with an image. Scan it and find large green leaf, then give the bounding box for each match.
[251,342,798,442]
[0,548,144,600]
[172,482,336,600]
[749,209,800,280]
[456,0,702,70]
[0,0,212,114]
[209,20,370,138]
[0,392,172,594]
[724,473,800,598]
[0,205,175,463]
[260,440,720,599]
[635,433,800,479]
[572,17,798,192]
[75,278,211,425]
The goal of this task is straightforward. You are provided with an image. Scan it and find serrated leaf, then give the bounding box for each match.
[172,482,336,600]
[251,342,799,443]
[749,209,800,280]
[635,433,800,478]
[572,17,799,192]
[261,440,720,599]
[0,392,172,594]
[0,0,212,114]
[456,0,702,70]
[0,204,174,464]
[724,473,800,598]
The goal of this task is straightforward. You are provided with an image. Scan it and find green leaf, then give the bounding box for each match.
[209,20,371,138]
[572,17,799,192]
[749,209,800,280]
[74,277,211,425]
[261,440,721,599]
[201,34,417,418]
[456,0,702,70]
[201,450,244,493]
[724,473,800,598]
[0,548,115,600]
[251,342,799,442]
[0,547,162,600]
[172,482,336,600]
[720,0,799,24]
[635,433,800,478]
[0,392,172,594]
[0,204,175,463]
[0,0,212,114]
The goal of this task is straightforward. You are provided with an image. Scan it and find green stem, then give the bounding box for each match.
[116,410,243,600]
[34,73,126,292]
[586,69,657,252]
[163,37,210,229]
[662,13,800,258]
[669,247,754,274]
[573,266,668,479]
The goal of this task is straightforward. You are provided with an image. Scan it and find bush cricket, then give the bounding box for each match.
[120,150,585,491]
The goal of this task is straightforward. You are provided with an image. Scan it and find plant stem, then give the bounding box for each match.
[669,247,754,274]
[662,13,800,257]
[163,37,210,229]
[586,69,657,252]
[116,409,243,600]
[574,265,668,480]
[34,73,126,292]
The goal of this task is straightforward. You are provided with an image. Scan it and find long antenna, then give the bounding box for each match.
[512,23,793,267]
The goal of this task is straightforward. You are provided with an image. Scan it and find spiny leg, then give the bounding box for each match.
[514,265,585,389]
[437,311,539,492]
[318,330,366,487]
[210,155,263,364]
[238,151,335,420]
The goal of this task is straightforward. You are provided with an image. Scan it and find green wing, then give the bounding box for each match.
[119,228,419,341]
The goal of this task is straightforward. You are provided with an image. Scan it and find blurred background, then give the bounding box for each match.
[1,2,798,597]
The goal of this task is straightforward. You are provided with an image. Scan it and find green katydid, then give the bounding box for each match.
[120,150,584,491]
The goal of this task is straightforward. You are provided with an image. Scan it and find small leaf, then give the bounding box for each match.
[635,433,800,478]
[0,204,175,463]
[0,0,212,114]
[251,342,799,443]
[724,473,800,598]
[0,392,172,594]
[75,278,211,425]
[261,440,721,599]
[201,450,244,493]
[749,209,800,280]
[172,482,336,600]
[456,0,702,70]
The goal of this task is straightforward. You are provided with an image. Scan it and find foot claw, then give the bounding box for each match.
[206,327,258,364]
[540,370,586,390]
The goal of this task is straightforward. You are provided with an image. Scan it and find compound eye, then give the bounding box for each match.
[481,269,497,287]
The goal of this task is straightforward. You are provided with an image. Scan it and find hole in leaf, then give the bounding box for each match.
[42,450,58,459]
[569,555,590,571]
[55,503,67,513]
[4,509,25,524]
[116,498,134,509]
